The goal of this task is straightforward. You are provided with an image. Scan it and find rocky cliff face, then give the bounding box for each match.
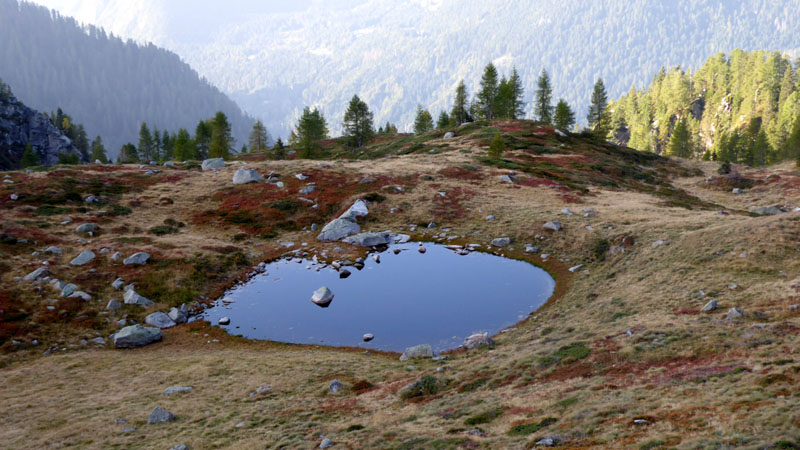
[0,86,82,170]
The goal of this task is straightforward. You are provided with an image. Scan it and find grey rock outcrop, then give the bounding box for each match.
[399,344,434,360]
[343,231,393,247]
[233,168,263,184]
[123,252,150,265]
[70,250,96,266]
[201,158,225,171]
[113,325,162,348]
[147,407,175,424]
[145,312,176,329]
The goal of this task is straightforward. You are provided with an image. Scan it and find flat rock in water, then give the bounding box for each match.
[123,252,150,265]
[145,312,176,329]
[491,237,512,247]
[147,406,175,424]
[463,332,494,349]
[311,286,334,307]
[400,344,434,361]
[233,168,263,185]
[123,289,155,307]
[201,158,225,171]
[113,325,162,348]
[317,218,360,242]
[343,231,393,247]
[70,250,96,266]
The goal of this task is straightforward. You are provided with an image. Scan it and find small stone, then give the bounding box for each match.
[43,246,62,255]
[23,267,52,282]
[164,386,193,395]
[418,246,426,254]
[732,188,743,194]
[561,208,574,215]
[60,283,78,298]
[112,278,124,290]
[85,195,99,204]
[701,299,718,312]
[75,223,99,234]
[651,240,667,248]
[295,173,309,181]
[568,264,584,273]
[485,215,497,221]
[70,250,96,266]
[147,407,175,424]
[123,252,150,265]
[363,333,374,342]
[168,306,188,324]
[443,131,455,139]
[427,222,437,229]
[123,289,154,307]
[543,221,562,232]
[498,175,514,183]
[491,237,512,247]
[10,194,18,200]
[726,307,744,321]
[329,379,343,393]
[339,269,351,279]
[299,185,316,195]
[69,291,92,301]
[525,245,540,254]
[169,445,189,450]
[320,438,334,449]
[91,337,105,345]
[111,252,123,262]
[218,317,231,325]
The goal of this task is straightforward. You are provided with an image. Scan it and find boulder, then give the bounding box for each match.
[43,246,62,255]
[232,168,263,185]
[701,299,718,312]
[311,287,334,307]
[320,438,334,449]
[568,264,584,273]
[485,215,497,221]
[463,332,494,349]
[85,195,99,204]
[123,289,155,307]
[443,132,455,139]
[70,250,96,266]
[106,299,121,311]
[147,406,175,424]
[399,344,434,361]
[491,237,512,247]
[218,317,231,325]
[543,221,562,232]
[113,325,162,348]
[201,158,225,171]
[75,223,99,234]
[363,333,374,342]
[561,208,575,215]
[69,291,92,301]
[726,307,744,321]
[329,379,343,393]
[732,188,743,194]
[60,283,78,298]
[123,252,150,265]
[112,278,124,290]
[498,175,515,183]
[343,231,393,247]
[750,206,785,216]
[317,219,361,242]
[111,252,123,262]
[164,386,193,395]
[339,199,369,222]
[145,312,176,329]
[23,267,51,281]
[168,306,188,324]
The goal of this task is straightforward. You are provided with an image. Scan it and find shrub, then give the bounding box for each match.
[400,375,440,400]
[507,417,557,436]
[149,225,179,236]
[592,238,610,261]
[464,407,503,425]
[488,134,505,160]
[717,160,732,175]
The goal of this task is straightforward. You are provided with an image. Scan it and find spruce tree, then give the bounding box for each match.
[173,128,194,161]
[508,67,525,119]
[413,105,434,134]
[476,63,499,120]
[588,78,610,139]
[138,123,153,161]
[752,128,771,166]
[249,120,269,152]
[342,95,374,148]
[667,119,692,158]
[152,128,162,161]
[90,136,108,163]
[292,107,329,158]
[195,120,212,160]
[118,143,139,163]
[495,77,513,119]
[450,80,470,125]
[785,115,800,164]
[273,137,286,159]
[534,69,554,123]
[488,133,505,160]
[21,143,39,168]
[436,111,451,129]
[209,111,234,159]
[553,99,576,131]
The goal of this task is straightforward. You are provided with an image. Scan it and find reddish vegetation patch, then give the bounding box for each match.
[518,177,561,188]
[672,308,701,316]
[430,187,476,221]
[1,227,61,245]
[438,166,485,181]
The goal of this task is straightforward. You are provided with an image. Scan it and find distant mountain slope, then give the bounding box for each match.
[0,0,253,157]
[0,77,83,170]
[30,0,800,139]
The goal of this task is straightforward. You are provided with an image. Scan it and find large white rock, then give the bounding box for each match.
[311,287,334,307]
[233,168,263,185]
[201,158,226,171]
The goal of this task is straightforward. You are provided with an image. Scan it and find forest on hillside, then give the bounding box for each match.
[0,0,253,157]
[609,50,800,164]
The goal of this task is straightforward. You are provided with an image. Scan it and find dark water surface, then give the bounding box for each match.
[200,242,554,352]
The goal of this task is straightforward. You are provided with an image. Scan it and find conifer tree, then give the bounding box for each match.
[173,128,194,161]
[436,111,451,129]
[488,133,505,160]
[384,121,393,134]
[273,137,285,159]
[152,127,162,161]
[90,136,108,163]
[476,63,499,120]
[588,78,610,139]
[21,143,39,168]
[667,118,692,158]
[342,95,374,148]
[413,105,434,134]
[195,120,212,160]
[292,107,329,158]
[138,123,154,161]
[553,99,576,131]
[450,80,470,125]
[752,128,771,166]
[249,120,269,152]
[508,67,525,119]
[534,69,554,123]
[209,111,234,159]
[118,143,138,163]
[786,115,800,164]
[495,76,513,119]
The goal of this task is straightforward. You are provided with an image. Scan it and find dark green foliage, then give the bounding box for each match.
[464,407,504,426]
[90,136,108,163]
[342,95,374,148]
[195,120,212,160]
[138,123,154,161]
[539,342,591,368]
[639,440,667,450]
[450,80,471,125]
[488,134,505,160]
[436,111,451,129]
[554,98,576,131]
[592,238,610,261]
[107,204,132,216]
[666,118,692,158]
[588,78,610,140]
[718,160,732,175]
[345,424,365,432]
[34,205,70,216]
[269,199,300,212]
[400,375,440,399]
[57,152,80,165]
[272,137,286,159]
[362,193,386,203]
[248,120,269,153]
[534,69,554,123]
[507,417,557,436]
[209,111,233,159]
[290,107,328,158]
[118,143,138,163]
[413,105,434,134]
[476,63,499,120]
[173,129,195,161]
[21,143,39,167]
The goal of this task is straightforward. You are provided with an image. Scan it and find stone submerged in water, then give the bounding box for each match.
[311,287,334,307]
[463,332,494,349]
[342,231,393,247]
[147,406,175,424]
[232,168,263,185]
[70,250,96,266]
[201,158,225,171]
[399,344,434,361]
[123,252,150,265]
[113,325,162,348]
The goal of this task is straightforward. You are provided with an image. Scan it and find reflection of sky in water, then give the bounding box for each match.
[200,242,554,352]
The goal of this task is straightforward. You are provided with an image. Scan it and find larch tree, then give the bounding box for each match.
[666,118,692,158]
[534,69,554,123]
[450,80,470,125]
[249,120,269,152]
[413,105,434,134]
